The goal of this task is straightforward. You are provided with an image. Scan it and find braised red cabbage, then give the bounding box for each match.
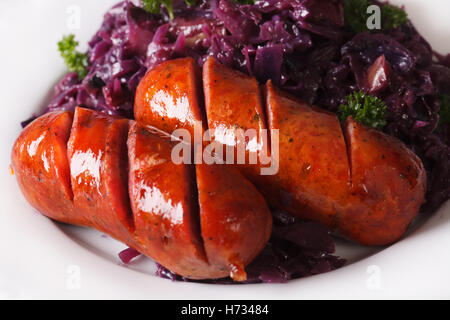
[119,247,141,264]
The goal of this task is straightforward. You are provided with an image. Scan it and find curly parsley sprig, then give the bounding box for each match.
[344,0,408,33]
[380,3,408,30]
[338,91,388,129]
[142,0,203,19]
[57,34,89,79]
[142,0,176,19]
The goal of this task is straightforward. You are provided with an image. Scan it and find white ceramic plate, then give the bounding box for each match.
[0,0,449,299]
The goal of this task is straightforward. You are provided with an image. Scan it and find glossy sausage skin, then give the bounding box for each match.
[264,81,351,228]
[340,117,426,245]
[12,108,272,281]
[196,163,272,281]
[128,123,271,280]
[135,57,207,137]
[265,84,426,245]
[134,57,427,246]
[11,111,78,225]
[68,108,134,242]
[127,123,210,278]
[202,57,270,182]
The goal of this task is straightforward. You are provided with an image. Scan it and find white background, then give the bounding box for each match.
[0,0,449,299]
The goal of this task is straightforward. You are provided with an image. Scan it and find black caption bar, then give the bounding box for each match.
[0,300,421,318]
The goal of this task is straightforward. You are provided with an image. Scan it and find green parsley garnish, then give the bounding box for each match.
[344,0,408,33]
[338,91,388,129]
[142,0,199,19]
[380,3,408,30]
[57,34,89,79]
[344,0,371,33]
[142,0,175,19]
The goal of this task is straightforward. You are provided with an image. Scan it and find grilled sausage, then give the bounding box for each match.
[134,57,427,245]
[11,107,272,281]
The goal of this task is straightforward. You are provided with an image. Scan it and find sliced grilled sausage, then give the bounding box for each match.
[134,57,427,246]
[12,107,272,281]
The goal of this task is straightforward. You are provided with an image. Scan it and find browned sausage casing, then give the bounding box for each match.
[11,107,272,281]
[134,57,427,246]
[11,111,78,224]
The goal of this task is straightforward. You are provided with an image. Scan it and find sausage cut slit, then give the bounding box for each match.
[340,119,354,187]
[189,163,208,264]
[52,112,75,203]
[104,117,135,233]
[258,84,271,152]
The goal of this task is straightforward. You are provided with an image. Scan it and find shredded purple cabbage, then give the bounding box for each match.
[118,247,141,264]
[38,0,450,282]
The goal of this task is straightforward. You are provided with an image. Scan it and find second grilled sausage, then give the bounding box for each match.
[134,57,427,246]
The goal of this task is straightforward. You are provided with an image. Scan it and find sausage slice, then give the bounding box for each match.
[11,111,76,224]
[67,108,133,242]
[128,122,212,279]
[196,163,272,281]
[203,57,270,180]
[135,57,206,137]
[341,117,427,245]
[264,81,351,227]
